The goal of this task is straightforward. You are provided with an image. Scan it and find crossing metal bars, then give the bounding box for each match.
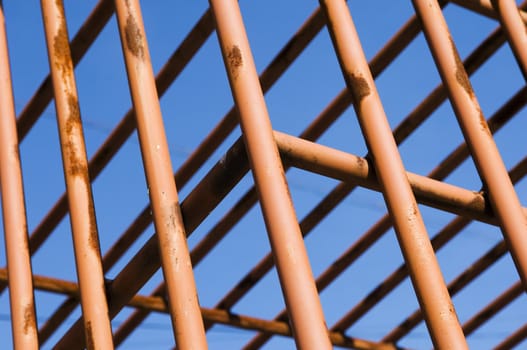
[0,0,526,349]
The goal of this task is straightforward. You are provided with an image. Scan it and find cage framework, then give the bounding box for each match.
[0,0,527,349]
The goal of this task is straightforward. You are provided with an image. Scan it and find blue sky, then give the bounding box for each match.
[1,0,526,349]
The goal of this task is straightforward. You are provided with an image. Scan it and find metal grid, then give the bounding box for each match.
[0,0,526,348]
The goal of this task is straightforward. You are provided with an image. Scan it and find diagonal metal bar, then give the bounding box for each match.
[490,0,527,80]
[0,4,39,349]
[327,83,527,334]
[36,9,215,346]
[230,18,519,349]
[381,157,527,343]
[15,0,114,142]
[462,281,523,336]
[450,0,527,22]
[413,0,527,290]
[112,0,207,348]
[0,269,401,350]
[100,5,330,345]
[40,0,114,348]
[319,0,467,347]
[52,134,250,348]
[493,322,527,350]
[209,0,332,348]
[0,0,115,296]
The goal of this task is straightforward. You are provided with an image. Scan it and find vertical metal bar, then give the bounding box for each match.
[112,1,207,349]
[490,0,527,80]
[15,0,114,143]
[40,0,114,348]
[411,0,527,289]
[208,1,332,348]
[318,1,467,348]
[0,4,39,349]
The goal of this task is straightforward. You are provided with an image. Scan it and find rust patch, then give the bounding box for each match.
[227,45,243,81]
[23,304,35,334]
[55,0,64,13]
[478,107,491,135]
[87,200,100,252]
[166,202,180,231]
[85,321,94,350]
[407,203,419,231]
[64,94,88,179]
[356,157,366,170]
[450,35,474,98]
[348,72,370,104]
[124,14,144,59]
[53,19,73,83]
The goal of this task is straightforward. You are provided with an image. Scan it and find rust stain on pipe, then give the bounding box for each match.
[228,45,243,80]
[23,304,35,335]
[347,72,370,103]
[125,14,144,59]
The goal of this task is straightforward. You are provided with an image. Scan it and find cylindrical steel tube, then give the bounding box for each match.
[490,0,527,80]
[0,4,39,349]
[412,0,527,290]
[209,0,332,348]
[319,0,467,348]
[40,0,114,348]
[112,0,207,348]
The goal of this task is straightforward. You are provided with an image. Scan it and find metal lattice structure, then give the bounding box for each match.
[1,0,526,349]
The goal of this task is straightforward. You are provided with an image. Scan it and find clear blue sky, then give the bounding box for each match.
[1,1,526,349]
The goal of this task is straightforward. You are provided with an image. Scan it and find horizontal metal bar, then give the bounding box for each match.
[275,131,527,225]
[0,269,400,350]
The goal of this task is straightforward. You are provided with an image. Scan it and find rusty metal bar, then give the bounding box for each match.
[113,6,441,344]
[112,0,207,348]
[40,0,114,348]
[330,144,527,335]
[53,133,250,348]
[15,0,114,142]
[96,6,329,346]
[412,0,527,290]
[493,322,527,350]
[34,4,326,341]
[383,241,508,342]
[209,0,332,348]
[25,5,213,265]
[490,0,527,80]
[226,21,521,348]
[382,147,527,342]
[325,2,470,347]
[35,9,214,345]
[0,269,399,350]
[462,281,523,336]
[0,0,114,296]
[0,4,39,349]
[276,131,527,223]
